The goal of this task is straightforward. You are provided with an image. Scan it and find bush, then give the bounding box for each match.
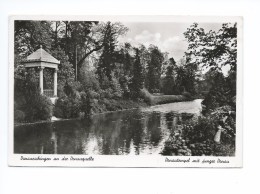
[80,91,94,116]
[54,94,82,119]
[99,75,123,99]
[161,106,236,156]
[119,76,131,98]
[140,88,153,105]
[182,117,215,143]
[183,106,235,145]
[63,81,82,97]
[14,110,25,122]
[79,67,101,94]
[24,94,53,122]
[202,72,236,114]
[14,69,53,122]
[182,91,192,99]
[153,95,187,105]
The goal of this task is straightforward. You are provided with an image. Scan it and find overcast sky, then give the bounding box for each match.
[118,22,223,61]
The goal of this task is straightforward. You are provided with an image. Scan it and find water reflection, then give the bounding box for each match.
[14,99,202,155]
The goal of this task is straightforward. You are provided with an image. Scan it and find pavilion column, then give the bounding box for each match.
[39,67,44,94]
[54,68,58,97]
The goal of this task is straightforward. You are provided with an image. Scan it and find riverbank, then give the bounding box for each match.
[90,99,148,114]
[14,99,148,127]
[140,88,191,105]
[14,91,193,126]
[153,94,190,105]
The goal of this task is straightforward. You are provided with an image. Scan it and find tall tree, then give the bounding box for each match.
[56,21,99,78]
[184,23,237,74]
[184,23,237,111]
[51,21,63,48]
[14,20,53,57]
[97,22,117,80]
[162,58,176,95]
[50,46,75,85]
[97,22,128,80]
[146,45,164,93]
[116,43,134,98]
[174,57,197,94]
[130,48,145,99]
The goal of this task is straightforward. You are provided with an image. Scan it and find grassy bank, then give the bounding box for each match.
[90,98,148,114]
[153,95,190,105]
[140,88,191,105]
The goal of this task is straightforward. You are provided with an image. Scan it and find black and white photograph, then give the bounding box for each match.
[8,15,242,167]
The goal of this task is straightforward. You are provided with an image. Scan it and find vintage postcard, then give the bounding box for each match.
[8,15,243,167]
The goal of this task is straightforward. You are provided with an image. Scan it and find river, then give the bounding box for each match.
[14,99,203,155]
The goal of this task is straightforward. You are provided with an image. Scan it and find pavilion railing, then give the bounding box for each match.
[43,89,54,97]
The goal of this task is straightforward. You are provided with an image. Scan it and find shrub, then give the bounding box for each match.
[182,91,192,99]
[80,91,94,116]
[99,75,123,99]
[63,81,82,97]
[119,76,131,98]
[202,72,236,114]
[14,110,25,122]
[183,106,235,145]
[161,106,236,156]
[14,69,53,122]
[54,94,82,119]
[182,116,217,144]
[79,67,101,94]
[161,135,192,156]
[24,94,53,122]
[109,76,123,99]
[140,88,153,105]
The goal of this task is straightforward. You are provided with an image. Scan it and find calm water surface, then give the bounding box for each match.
[14,99,203,155]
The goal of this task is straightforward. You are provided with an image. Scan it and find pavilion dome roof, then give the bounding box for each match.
[24,46,60,64]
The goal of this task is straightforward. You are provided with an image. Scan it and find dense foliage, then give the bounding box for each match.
[14,68,53,122]
[184,23,237,111]
[162,106,235,156]
[161,23,237,156]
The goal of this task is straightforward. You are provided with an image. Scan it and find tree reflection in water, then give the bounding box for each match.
[14,100,202,155]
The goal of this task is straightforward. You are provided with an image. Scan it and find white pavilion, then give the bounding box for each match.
[22,46,60,103]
